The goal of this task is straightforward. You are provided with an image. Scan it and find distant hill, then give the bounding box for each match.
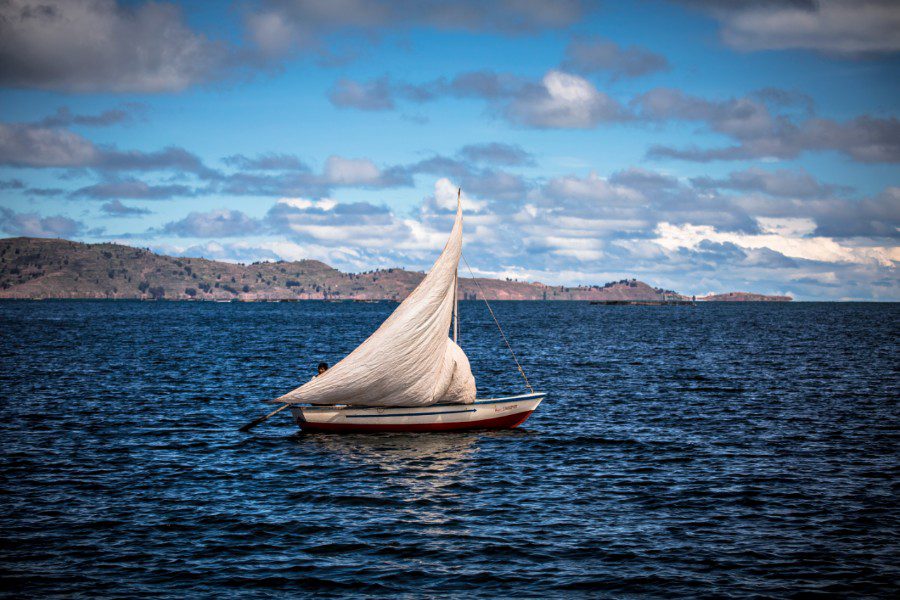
[0,237,790,302]
[700,292,792,302]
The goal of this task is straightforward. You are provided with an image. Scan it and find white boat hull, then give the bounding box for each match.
[289,392,545,433]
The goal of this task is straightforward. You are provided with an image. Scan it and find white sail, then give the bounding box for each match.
[277,199,476,407]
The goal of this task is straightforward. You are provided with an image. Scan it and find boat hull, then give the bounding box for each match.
[289,392,544,433]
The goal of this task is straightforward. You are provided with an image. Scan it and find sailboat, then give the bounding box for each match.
[239,191,545,433]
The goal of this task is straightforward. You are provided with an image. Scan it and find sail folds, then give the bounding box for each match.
[277,200,476,407]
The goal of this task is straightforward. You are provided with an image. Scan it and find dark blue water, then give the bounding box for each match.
[1,301,897,597]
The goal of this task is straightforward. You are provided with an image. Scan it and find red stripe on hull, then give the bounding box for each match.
[298,410,534,433]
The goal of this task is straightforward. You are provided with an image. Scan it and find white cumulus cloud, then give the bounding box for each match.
[654,219,899,266]
[507,70,627,129]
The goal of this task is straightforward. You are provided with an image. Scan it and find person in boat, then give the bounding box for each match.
[308,362,329,406]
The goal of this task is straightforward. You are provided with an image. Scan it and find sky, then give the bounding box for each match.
[0,0,898,300]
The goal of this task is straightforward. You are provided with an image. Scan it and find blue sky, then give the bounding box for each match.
[0,0,898,299]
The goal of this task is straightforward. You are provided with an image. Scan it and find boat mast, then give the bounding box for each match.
[453,270,458,343]
[453,187,460,344]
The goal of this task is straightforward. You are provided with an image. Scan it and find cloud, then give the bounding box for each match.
[323,156,381,185]
[159,238,378,270]
[325,71,522,111]
[215,170,329,198]
[561,37,670,79]
[34,105,142,128]
[266,196,414,249]
[810,186,900,238]
[682,177,899,240]
[328,69,629,129]
[407,152,531,201]
[408,155,471,179]
[164,240,281,264]
[254,184,490,264]
[608,167,680,190]
[639,88,900,163]
[222,153,309,171]
[543,171,645,205]
[690,167,847,198]
[0,179,26,190]
[430,177,486,212]
[72,180,196,199]
[457,169,529,201]
[322,156,412,187]
[0,121,217,175]
[800,116,900,163]
[162,209,261,237]
[438,70,526,99]
[751,87,815,114]
[276,197,338,211]
[2,108,894,299]
[0,117,425,199]
[214,154,414,197]
[325,74,892,161]
[96,170,898,299]
[457,143,534,166]
[494,69,629,128]
[473,69,630,128]
[244,8,297,58]
[27,187,66,197]
[0,206,85,237]
[248,0,596,54]
[96,146,216,177]
[654,218,898,266]
[0,0,600,94]
[682,0,900,56]
[329,76,395,110]
[100,200,152,217]
[0,123,99,167]
[521,165,899,264]
[0,0,234,93]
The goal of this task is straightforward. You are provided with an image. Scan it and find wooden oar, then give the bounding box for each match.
[239,402,291,432]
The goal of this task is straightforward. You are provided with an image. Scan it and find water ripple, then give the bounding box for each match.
[1,300,897,597]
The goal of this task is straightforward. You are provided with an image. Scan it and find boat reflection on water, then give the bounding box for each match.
[296,430,483,472]
[292,430,529,532]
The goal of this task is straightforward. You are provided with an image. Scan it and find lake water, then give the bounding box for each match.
[1,300,897,597]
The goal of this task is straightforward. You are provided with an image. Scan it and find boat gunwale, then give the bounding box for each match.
[345,408,479,418]
[291,391,546,412]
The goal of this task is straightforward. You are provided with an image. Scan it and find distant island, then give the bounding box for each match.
[0,237,791,302]
[699,291,792,302]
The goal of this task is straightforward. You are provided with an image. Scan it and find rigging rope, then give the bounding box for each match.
[461,254,534,394]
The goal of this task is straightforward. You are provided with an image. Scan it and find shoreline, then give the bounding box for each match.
[0,298,871,303]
